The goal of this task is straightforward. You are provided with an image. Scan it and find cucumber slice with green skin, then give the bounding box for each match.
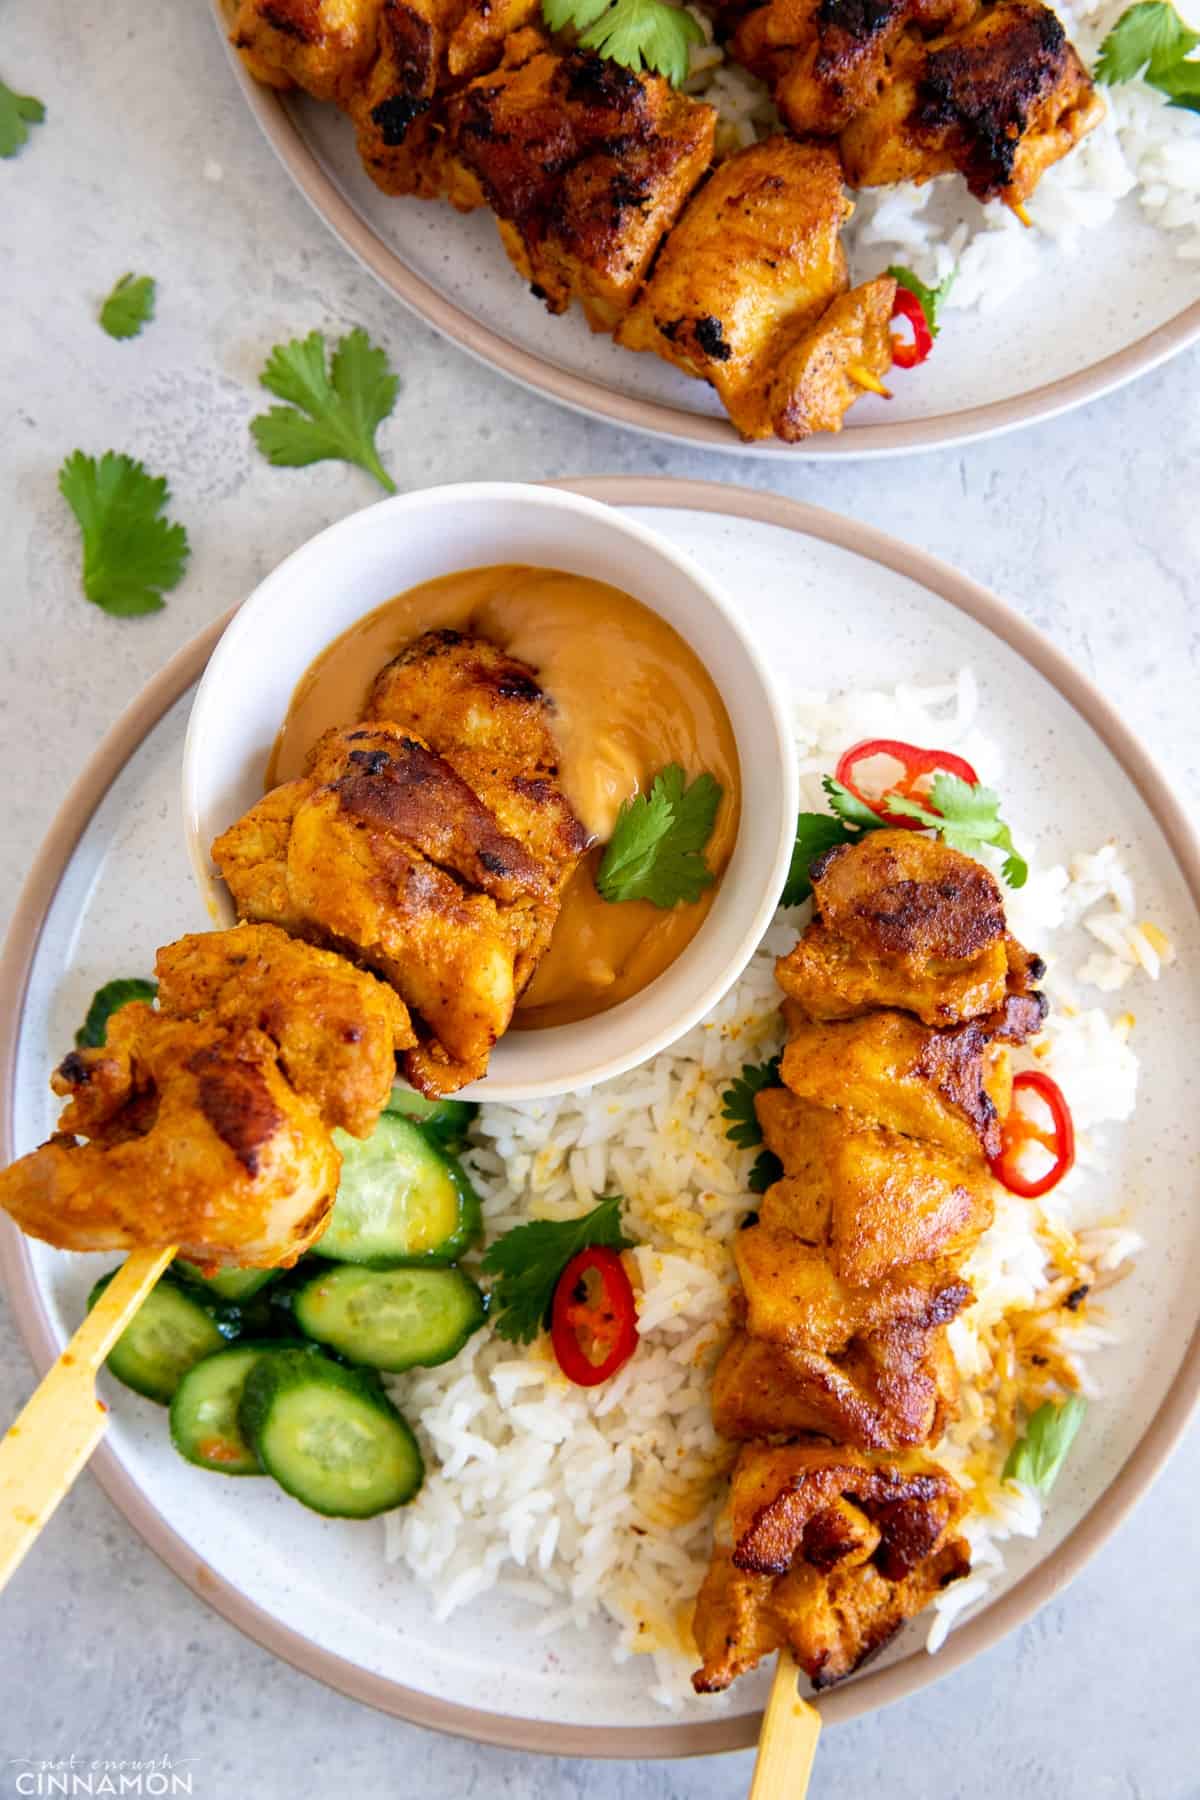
[239,1346,424,1517]
[174,1261,279,1303]
[385,1085,478,1148]
[169,1341,305,1475]
[320,1115,482,1268]
[87,1271,230,1405]
[292,1264,486,1372]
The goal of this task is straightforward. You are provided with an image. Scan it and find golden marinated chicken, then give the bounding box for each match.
[0,1005,339,1270]
[229,0,385,101]
[777,828,1049,1029]
[692,1442,970,1690]
[839,0,1104,205]
[155,923,414,1139]
[447,39,717,332]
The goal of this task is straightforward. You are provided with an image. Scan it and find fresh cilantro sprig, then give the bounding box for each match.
[76,978,158,1049]
[542,0,705,84]
[887,265,957,337]
[596,764,722,907]
[481,1195,635,1345]
[0,77,45,158]
[1002,1397,1086,1492]
[58,453,191,617]
[100,273,157,341]
[250,328,400,492]
[748,1149,784,1194]
[885,772,1028,887]
[1096,1,1200,109]
[781,778,886,905]
[721,1057,782,1149]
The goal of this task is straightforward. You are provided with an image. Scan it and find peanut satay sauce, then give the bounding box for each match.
[266,565,741,1029]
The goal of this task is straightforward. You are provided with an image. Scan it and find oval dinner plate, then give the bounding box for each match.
[207,3,1200,459]
[2,479,1199,1756]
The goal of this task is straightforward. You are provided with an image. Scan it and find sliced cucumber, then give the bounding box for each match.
[87,1270,230,1405]
[292,1265,486,1372]
[170,1341,304,1475]
[174,1261,279,1303]
[320,1114,481,1268]
[239,1346,424,1517]
[385,1085,478,1148]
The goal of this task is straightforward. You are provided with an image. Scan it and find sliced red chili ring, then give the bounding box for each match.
[988,1070,1076,1199]
[834,738,980,829]
[550,1245,639,1387]
[889,286,934,369]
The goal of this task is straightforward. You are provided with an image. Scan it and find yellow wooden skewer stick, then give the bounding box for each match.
[0,1244,176,1592]
[1009,199,1034,228]
[847,362,892,399]
[748,1649,823,1800]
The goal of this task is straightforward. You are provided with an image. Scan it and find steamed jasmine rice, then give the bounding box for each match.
[382,670,1175,1708]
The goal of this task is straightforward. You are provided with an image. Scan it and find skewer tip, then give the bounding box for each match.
[847,362,892,400]
[1009,199,1034,228]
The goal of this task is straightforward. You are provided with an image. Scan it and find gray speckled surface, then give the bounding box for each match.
[1,1,1198,1794]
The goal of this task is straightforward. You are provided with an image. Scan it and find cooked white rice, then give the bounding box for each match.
[382,671,1175,1707]
[681,0,1200,307]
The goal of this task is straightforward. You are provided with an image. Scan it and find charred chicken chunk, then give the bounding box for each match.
[448,44,716,332]
[840,0,1104,204]
[777,828,1048,1029]
[155,923,414,1139]
[692,1442,970,1690]
[0,1005,339,1269]
[230,0,384,101]
[617,137,853,440]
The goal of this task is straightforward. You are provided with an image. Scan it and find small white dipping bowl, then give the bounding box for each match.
[182,482,798,1102]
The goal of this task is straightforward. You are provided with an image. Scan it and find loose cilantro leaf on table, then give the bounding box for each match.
[0,78,45,158]
[721,1057,782,1150]
[1002,1397,1087,1492]
[1096,2,1200,110]
[885,772,1028,887]
[481,1195,635,1345]
[100,273,157,340]
[886,265,957,337]
[76,978,158,1049]
[250,328,400,492]
[596,764,722,907]
[58,453,190,617]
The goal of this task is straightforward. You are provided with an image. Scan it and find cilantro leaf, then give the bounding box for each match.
[1096,0,1198,81]
[0,78,45,158]
[100,273,157,341]
[76,978,158,1049]
[782,812,859,906]
[748,1149,783,1194]
[886,264,957,337]
[250,328,399,492]
[596,764,722,907]
[886,772,1028,888]
[569,0,705,84]
[1002,1397,1086,1492]
[721,1056,782,1150]
[58,452,190,617]
[480,1195,635,1345]
[822,775,890,833]
[1154,53,1200,105]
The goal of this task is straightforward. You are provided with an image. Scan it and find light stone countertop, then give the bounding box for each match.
[2,3,1198,1796]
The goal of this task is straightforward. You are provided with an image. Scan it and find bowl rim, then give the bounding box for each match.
[1,476,1197,1759]
[180,479,800,1102]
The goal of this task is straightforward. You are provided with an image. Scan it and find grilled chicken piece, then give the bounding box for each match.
[778,829,1048,1030]
[779,1006,1012,1160]
[756,1086,993,1285]
[230,0,384,102]
[712,1318,959,1447]
[448,43,716,332]
[155,924,413,1140]
[0,1006,339,1269]
[768,274,896,440]
[692,1442,969,1691]
[731,0,975,137]
[840,0,1104,205]
[617,137,855,440]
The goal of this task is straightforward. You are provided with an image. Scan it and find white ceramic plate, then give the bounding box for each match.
[208,5,1200,459]
[2,480,1199,1758]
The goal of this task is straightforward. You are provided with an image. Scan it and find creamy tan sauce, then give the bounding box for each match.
[268,564,741,1029]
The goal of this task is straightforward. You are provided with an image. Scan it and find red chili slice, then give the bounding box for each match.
[550,1245,639,1387]
[890,286,934,369]
[988,1070,1076,1199]
[834,738,980,829]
